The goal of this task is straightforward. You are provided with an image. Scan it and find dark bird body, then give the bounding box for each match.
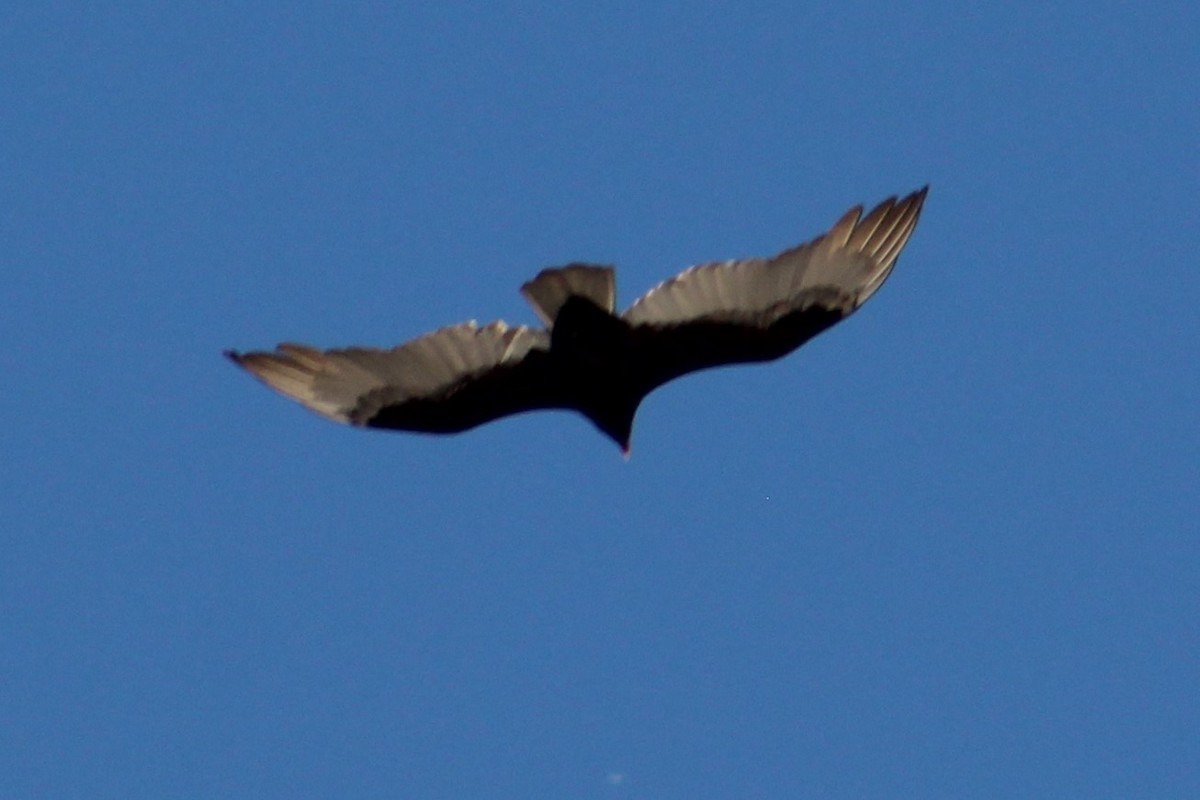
[227,188,927,453]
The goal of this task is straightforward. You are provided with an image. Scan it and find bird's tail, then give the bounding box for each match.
[520,263,616,326]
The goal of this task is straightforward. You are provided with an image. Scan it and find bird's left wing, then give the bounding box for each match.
[227,321,561,433]
[621,188,926,390]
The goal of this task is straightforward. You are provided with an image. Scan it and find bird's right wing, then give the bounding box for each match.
[227,321,562,433]
[622,188,927,390]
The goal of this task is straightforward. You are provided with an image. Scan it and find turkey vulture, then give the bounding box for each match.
[227,187,926,454]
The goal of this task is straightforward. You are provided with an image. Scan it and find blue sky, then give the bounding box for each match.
[3,2,1197,797]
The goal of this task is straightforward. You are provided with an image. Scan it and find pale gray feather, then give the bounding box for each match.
[622,190,925,328]
[229,322,549,424]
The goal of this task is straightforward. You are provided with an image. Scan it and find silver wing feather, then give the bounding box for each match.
[227,321,550,425]
[623,188,926,328]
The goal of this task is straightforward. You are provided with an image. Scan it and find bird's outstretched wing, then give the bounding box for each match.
[226,321,561,434]
[622,187,927,391]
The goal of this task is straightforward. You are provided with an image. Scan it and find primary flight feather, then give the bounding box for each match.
[227,187,927,454]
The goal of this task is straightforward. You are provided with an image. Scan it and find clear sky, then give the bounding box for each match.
[3,3,1197,798]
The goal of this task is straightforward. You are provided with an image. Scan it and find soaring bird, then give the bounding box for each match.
[227,187,927,454]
